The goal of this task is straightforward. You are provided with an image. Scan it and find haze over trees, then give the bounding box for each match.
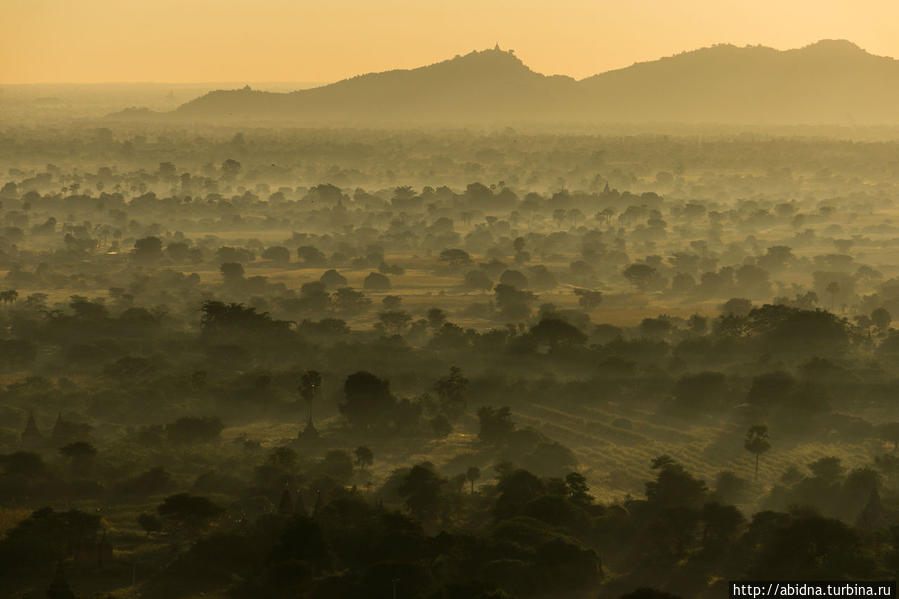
[5,40,899,599]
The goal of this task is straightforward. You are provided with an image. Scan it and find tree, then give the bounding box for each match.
[745,425,771,480]
[688,314,708,334]
[465,466,480,494]
[300,281,330,313]
[494,468,545,518]
[398,463,445,521]
[808,456,845,482]
[721,297,753,317]
[133,236,163,263]
[0,507,100,566]
[363,272,391,290]
[477,406,515,443]
[220,262,245,283]
[494,284,537,321]
[306,183,344,204]
[200,300,290,337]
[320,269,348,289]
[529,318,587,349]
[573,288,602,310]
[872,307,892,331]
[430,414,452,437]
[825,281,840,310]
[513,236,527,257]
[499,269,529,289]
[623,263,659,291]
[747,513,862,579]
[433,366,469,421]
[439,248,473,269]
[157,161,176,178]
[645,455,708,509]
[157,493,224,534]
[378,310,412,335]
[0,451,46,477]
[297,245,327,266]
[463,270,494,291]
[382,295,402,310]
[333,287,371,315]
[565,472,594,506]
[299,370,322,424]
[426,308,447,330]
[340,371,395,430]
[221,158,241,178]
[137,512,163,537]
[59,441,97,474]
[262,246,291,264]
[165,241,191,263]
[354,445,374,470]
[0,289,18,305]
[216,246,255,263]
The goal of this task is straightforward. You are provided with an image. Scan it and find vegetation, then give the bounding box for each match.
[3,109,899,598]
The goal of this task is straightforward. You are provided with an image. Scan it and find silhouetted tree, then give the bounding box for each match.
[340,371,395,430]
[745,425,771,479]
[157,493,223,535]
[433,366,469,421]
[478,406,515,443]
[466,466,481,494]
[137,513,163,537]
[355,445,374,470]
[398,463,445,521]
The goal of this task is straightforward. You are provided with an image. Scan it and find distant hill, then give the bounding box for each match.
[130,41,899,125]
[578,40,899,124]
[171,49,579,123]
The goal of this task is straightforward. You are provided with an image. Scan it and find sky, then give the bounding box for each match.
[2,0,898,84]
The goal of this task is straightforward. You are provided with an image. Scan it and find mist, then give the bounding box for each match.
[2,29,899,599]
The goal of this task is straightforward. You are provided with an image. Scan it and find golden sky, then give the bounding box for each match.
[2,0,898,84]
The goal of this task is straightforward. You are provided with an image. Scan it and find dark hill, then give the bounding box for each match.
[578,40,899,123]
[174,49,579,122]
[141,41,899,124]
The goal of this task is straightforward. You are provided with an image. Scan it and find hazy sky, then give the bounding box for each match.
[2,0,898,84]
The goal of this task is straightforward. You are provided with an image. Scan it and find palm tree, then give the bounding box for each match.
[744,425,771,480]
[826,281,840,311]
[299,370,322,424]
[465,466,480,494]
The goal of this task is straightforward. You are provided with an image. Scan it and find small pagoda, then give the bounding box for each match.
[21,411,42,447]
[46,561,75,599]
[299,416,320,441]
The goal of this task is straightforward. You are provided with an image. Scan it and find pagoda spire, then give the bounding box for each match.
[21,410,42,447]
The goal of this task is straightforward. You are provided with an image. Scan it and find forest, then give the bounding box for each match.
[2,121,899,598]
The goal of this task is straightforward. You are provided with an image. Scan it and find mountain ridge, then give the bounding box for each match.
[120,41,899,124]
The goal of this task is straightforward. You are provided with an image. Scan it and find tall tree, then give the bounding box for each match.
[465,466,480,494]
[299,370,322,425]
[745,425,772,480]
